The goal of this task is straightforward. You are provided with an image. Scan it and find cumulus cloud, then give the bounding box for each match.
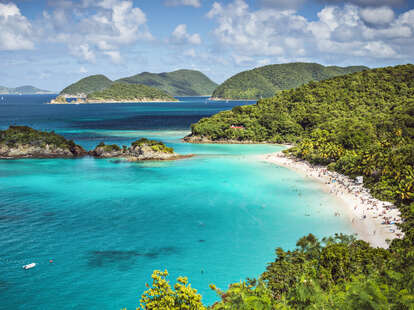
[79,66,88,74]
[170,24,201,45]
[103,50,122,64]
[360,6,395,26]
[207,0,414,66]
[41,0,152,62]
[260,0,305,10]
[0,2,34,51]
[164,0,201,7]
[321,0,405,7]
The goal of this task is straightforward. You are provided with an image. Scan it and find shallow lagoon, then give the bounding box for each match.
[0,95,352,309]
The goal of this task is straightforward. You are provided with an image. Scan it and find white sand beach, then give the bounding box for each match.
[258,151,403,248]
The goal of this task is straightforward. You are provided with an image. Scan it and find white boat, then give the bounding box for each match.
[22,263,36,270]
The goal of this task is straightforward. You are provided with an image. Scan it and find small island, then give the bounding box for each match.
[91,138,191,161]
[0,126,87,158]
[49,83,178,104]
[0,126,188,160]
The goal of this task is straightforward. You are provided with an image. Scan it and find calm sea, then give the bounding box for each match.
[0,95,352,309]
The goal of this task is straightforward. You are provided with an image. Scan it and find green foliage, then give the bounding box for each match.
[87,83,177,101]
[0,125,78,150]
[139,270,206,309]
[131,138,174,153]
[192,65,414,207]
[212,62,368,99]
[96,142,121,152]
[116,69,218,96]
[135,232,413,309]
[60,74,113,95]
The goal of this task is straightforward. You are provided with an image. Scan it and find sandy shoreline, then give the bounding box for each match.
[258,151,403,248]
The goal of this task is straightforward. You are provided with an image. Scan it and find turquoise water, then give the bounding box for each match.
[0,96,352,309]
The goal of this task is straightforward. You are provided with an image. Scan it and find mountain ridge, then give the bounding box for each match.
[59,69,217,97]
[0,85,54,94]
[212,62,369,100]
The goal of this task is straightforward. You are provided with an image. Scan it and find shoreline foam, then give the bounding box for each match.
[257,151,403,248]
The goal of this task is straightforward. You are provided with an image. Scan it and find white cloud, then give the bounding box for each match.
[0,2,34,51]
[184,48,197,57]
[70,43,96,62]
[104,50,122,64]
[164,0,201,7]
[322,0,405,7]
[259,0,305,10]
[171,24,201,45]
[207,0,414,65]
[360,6,395,26]
[41,0,152,62]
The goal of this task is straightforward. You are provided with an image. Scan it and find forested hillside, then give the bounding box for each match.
[60,74,113,96]
[116,69,217,96]
[212,62,368,99]
[86,83,177,101]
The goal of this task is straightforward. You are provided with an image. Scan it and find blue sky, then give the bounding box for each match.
[1,0,414,91]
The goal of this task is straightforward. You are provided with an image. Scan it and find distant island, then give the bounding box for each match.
[50,83,178,104]
[0,85,54,95]
[211,62,368,100]
[58,69,217,99]
[0,126,188,160]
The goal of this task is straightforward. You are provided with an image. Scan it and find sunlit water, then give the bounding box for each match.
[0,95,352,309]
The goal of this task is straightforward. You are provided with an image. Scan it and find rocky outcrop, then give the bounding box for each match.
[0,144,87,158]
[0,126,190,161]
[90,140,191,161]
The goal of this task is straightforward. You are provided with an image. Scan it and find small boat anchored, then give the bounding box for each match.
[22,263,36,270]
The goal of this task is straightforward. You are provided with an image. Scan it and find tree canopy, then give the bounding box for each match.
[212,62,368,100]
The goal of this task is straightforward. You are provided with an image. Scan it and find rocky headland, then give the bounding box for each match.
[0,126,189,161]
[0,126,87,158]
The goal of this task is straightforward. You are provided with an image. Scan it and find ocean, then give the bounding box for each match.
[0,95,352,309]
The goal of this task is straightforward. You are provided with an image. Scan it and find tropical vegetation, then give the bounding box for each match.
[132,138,174,153]
[212,62,368,100]
[60,74,113,96]
[0,125,80,150]
[59,70,217,97]
[86,83,177,102]
[117,69,218,96]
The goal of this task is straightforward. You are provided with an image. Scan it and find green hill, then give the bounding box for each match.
[0,85,53,94]
[60,75,113,96]
[86,83,177,102]
[116,69,218,96]
[212,62,368,99]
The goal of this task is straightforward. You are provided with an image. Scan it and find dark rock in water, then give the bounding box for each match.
[87,247,179,268]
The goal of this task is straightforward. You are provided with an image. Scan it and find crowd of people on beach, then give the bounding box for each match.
[263,153,404,242]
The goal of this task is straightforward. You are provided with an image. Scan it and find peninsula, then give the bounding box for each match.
[50,83,177,104]
[56,69,217,99]
[0,126,186,160]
